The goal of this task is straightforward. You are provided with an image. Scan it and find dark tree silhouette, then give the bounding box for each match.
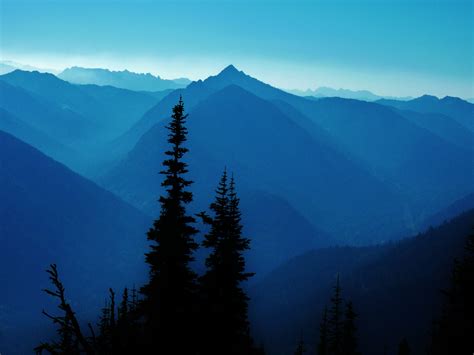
[108,289,116,329]
[294,337,306,355]
[97,300,111,352]
[96,288,118,353]
[398,338,410,355]
[198,171,255,354]
[430,231,474,355]
[110,287,140,353]
[342,301,359,355]
[34,264,94,355]
[328,275,343,355]
[139,96,199,352]
[35,98,268,354]
[317,306,329,355]
[130,285,139,312]
[318,277,360,355]
[118,288,129,321]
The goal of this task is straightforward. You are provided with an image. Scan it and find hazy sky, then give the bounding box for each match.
[1,0,472,98]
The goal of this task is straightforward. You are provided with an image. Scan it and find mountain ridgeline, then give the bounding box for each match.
[0,64,473,354]
[58,66,191,92]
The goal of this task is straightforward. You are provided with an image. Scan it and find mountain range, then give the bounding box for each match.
[103,81,408,248]
[287,86,413,102]
[0,60,59,75]
[105,65,473,243]
[0,69,168,174]
[1,63,473,354]
[378,95,474,133]
[2,64,472,248]
[58,66,191,92]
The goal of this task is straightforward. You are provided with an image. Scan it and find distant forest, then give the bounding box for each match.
[34,99,474,355]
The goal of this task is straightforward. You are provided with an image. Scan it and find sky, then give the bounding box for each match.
[0,0,472,98]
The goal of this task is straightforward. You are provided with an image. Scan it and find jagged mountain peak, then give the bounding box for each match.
[219,64,240,75]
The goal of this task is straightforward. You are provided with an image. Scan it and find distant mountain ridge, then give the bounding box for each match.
[58,66,191,91]
[0,60,59,75]
[378,95,474,132]
[287,86,413,102]
[0,70,165,174]
[113,64,313,153]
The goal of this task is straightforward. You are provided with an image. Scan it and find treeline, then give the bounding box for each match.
[35,98,262,355]
[293,276,361,355]
[292,230,474,355]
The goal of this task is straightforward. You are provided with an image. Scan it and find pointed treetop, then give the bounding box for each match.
[229,172,236,192]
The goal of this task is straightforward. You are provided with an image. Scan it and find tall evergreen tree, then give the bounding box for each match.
[198,171,255,354]
[140,97,199,352]
[342,301,359,355]
[317,306,329,355]
[328,275,343,355]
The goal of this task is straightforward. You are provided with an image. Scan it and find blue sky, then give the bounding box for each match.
[1,0,472,98]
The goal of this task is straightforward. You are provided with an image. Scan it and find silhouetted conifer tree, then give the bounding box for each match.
[140,97,199,353]
[59,316,75,353]
[294,337,306,355]
[112,287,138,353]
[328,275,343,355]
[98,301,110,339]
[398,338,410,355]
[342,301,359,355]
[198,171,255,354]
[35,264,93,355]
[317,306,329,355]
[97,296,113,353]
[430,231,474,355]
[118,288,129,321]
[130,285,138,313]
[108,289,115,329]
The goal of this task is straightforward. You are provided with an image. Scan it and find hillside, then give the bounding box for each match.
[103,85,407,264]
[0,131,151,354]
[285,97,474,217]
[1,70,161,140]
[250,209,474,355]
